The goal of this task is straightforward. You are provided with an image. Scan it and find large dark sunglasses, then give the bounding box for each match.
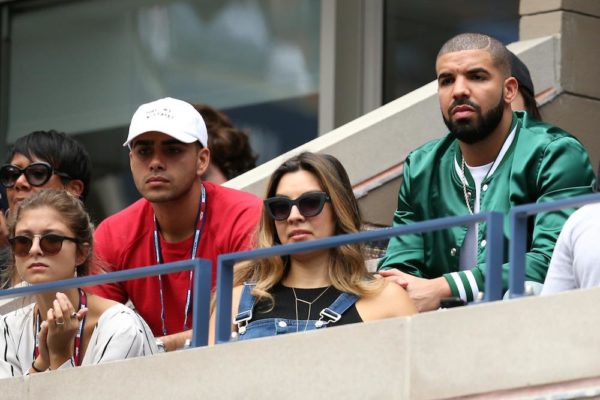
[0,162,71,189]
[8,234,80,257]
[264,191,331,221]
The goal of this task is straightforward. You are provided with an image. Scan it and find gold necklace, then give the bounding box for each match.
[292,286,331,332]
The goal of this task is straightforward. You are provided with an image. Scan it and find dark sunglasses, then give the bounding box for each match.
[264,191,331,221]
[0,162,72,189]
[8,234,80,257]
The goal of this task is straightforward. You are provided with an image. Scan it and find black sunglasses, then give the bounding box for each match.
[264,191,331,221]
[0,162,72,189]
[8,234,80,257]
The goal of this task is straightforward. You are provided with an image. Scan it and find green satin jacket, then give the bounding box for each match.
[378,112,595,301]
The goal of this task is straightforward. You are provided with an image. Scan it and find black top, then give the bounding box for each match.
[252,283,363,325]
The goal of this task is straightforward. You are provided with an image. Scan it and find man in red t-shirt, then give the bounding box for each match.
[93,97,262,352]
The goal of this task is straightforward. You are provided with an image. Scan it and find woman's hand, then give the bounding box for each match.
[45,292,88,369]
[30,321,51,373]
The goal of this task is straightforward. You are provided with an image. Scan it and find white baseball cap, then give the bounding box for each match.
[124,97,208,148]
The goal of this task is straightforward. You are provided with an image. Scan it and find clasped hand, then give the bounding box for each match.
[35,292,88,371]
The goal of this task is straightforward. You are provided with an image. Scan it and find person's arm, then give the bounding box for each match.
[444,137,595,301]
[541,210,579,295]
[157,330,191,352]
[44,293,88,370]
[377,156,427,277]
[378,269,451,312]
[0,316,24,378]
[357,278,417,320]
[86,305,157,363]
[380,279,417,317]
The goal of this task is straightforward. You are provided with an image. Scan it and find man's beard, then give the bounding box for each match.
[443,93,505,145]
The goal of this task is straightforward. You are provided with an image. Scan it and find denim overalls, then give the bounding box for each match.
[234,282,359,340]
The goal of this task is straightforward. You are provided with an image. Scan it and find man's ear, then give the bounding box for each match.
[504,76,519,104]
[65,179,85,199]
[197,147,210,177]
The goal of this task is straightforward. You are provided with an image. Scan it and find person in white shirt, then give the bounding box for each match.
[0,189,156,378]
[542,196,600,294]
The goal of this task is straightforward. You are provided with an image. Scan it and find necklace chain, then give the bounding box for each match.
[460,157,496,216]
[292,286,331,333]
[458,127,514,217]
[460,158,474,215]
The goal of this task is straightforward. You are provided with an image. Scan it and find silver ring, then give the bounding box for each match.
[70,312,77,319]
[56,320,65,326]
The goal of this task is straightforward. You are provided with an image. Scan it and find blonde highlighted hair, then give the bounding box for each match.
[234,152,381,306]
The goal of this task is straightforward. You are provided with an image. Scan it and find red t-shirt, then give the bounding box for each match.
[92,182,262,336]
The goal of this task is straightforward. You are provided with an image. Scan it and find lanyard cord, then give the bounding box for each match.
[153,184,207,336]
[34,289,87,366]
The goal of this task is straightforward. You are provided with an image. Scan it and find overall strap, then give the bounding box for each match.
[316,292,359,328]
[234,282,257,334]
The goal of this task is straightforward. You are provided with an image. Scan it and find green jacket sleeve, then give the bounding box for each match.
[443,136,595,299]
[377,154,427,277]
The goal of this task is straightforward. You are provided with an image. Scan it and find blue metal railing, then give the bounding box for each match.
[3,192,597,349]
[214,211,504,344]
[508,192,600,298]
[0,259,213,347]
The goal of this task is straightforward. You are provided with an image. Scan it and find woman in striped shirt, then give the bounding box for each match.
[0,189,156,378]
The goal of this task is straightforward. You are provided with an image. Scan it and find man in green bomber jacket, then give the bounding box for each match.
[378,33,594,312]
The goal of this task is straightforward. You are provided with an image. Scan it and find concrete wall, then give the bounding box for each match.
[225,36,563,226]
[520,0,600,169]
[225,79,446,226]
[5,286,600,400]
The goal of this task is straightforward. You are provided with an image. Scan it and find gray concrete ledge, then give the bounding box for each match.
[4,286,600,400]
[521,0,600,17]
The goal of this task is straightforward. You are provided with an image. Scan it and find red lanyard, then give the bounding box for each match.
[34,289,87,366]
[153,184,207,336]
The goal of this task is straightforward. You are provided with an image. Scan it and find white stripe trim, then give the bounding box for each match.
[450,272,467,302]
[464,270,479,301]
[487,124,516,177]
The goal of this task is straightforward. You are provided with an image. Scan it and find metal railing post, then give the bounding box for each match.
[215,258,235,344]
[509,210,528,298]
[508,192,600,299]
[484,211,504,301]
[190,259,213,348]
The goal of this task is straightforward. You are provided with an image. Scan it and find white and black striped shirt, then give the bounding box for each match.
[0,302,157,378]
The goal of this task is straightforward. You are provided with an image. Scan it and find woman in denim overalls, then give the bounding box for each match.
[210,152,416,343]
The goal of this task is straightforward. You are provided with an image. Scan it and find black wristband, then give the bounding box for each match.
[31,360,44,373]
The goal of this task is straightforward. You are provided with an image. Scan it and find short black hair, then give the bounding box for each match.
[438,33,512,78]
[6,130,92,200]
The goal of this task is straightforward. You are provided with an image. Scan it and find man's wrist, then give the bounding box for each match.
[435,277,452,298]
[157,330,192,352]
[31,359,46,373]
[155,339,166,353]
